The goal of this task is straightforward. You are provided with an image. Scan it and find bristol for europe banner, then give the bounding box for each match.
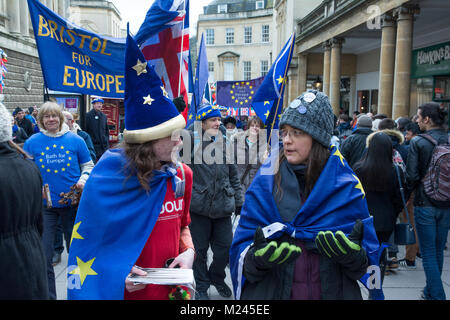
[27,0,126,98]
[216,77,264,108]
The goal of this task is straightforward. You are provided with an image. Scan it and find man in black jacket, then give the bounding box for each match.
[187,104,243,300]
[340,115,373,168]
[84,98,109,161]
[406,102,450,300]
[14,107,34,138]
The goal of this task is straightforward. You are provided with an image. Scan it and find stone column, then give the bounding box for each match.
[378,14,396,118]
[7,0,21,35]
[392,6,419,119]
[287,57,298,105]
[330,38,344,115]
[322,41,331,96]
[19,0,30,38]
[297,53,307,95]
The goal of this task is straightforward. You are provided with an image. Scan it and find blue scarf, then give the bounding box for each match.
[230,145,386,299]
[67,149,178,300]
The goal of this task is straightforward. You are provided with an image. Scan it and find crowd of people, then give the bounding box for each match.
[1,33,449,301]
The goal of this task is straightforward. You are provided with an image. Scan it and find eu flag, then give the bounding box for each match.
[194,33,209,108]
[67,149,178,299]
[252,34,295,135]
[230,145,386,300]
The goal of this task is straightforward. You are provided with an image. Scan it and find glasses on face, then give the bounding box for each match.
[280,128,305,139]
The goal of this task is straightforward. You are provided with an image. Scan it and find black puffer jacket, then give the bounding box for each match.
[406,129,449,207]
[187,129,243,218]
[340,128,373,168]
[0,142,48,299]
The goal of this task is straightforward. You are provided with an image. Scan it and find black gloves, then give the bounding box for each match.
[315,219,368,278]
[244,227,301,283]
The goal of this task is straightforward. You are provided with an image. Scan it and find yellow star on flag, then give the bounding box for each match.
[143,94,155,105]
[132,59,148,76]
[70,221,84,246]
[352,174,365,199]
[276,75,284,85]
[264,110,270,119]
[161,86,169,98]
[69,257,98,286]
[264,101,270,105]
[188,114,193,120]
[333,148,345,166]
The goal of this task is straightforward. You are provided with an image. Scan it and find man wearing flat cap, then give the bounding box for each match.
[85,98,109,161]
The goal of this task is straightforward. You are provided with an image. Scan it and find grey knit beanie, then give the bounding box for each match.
[0,103,12,143]
[357,115,372,128]
[279,90,334,148]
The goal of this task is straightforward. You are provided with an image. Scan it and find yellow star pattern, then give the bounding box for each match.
[161,86,169,98]
[276,76,284,85]
[70,221,84,246]
[264,101,270,105]
[143,94,155,105]
[264,110,270,119]
[352,174,365,199]
[69,257,98,286]
[333,148,345,166]
[132,59,148,76]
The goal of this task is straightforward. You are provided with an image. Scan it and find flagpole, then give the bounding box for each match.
[178,0,187,98]
[267,34,295,148]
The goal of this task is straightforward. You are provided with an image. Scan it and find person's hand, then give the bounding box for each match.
[315,219,365,265]
[168,248,195,269]
[125,266,147,293]
[75,180,85,190]
[246,227,302,270]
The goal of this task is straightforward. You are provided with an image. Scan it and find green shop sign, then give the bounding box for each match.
[412,41,450,78]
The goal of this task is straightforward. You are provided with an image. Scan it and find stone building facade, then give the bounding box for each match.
[197,0,274,83]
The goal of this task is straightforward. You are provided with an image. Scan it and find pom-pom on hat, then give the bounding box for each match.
[196,104,221,121]
[123,29,185,144]
[0,103,12,143]
[279,90,334,148]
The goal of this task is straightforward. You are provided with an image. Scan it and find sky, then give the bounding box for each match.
[111,0,212,36]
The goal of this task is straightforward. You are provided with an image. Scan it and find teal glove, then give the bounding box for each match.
[315,219,365,266]
[248,227,302,270]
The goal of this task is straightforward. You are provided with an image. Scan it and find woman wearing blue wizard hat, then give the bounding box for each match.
[67,30,195,300]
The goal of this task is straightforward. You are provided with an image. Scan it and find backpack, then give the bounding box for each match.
[418,134,450,207]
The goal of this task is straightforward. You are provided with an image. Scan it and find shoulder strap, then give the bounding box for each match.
[418,133,438,146]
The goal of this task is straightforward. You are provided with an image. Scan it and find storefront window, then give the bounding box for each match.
[416,77,433,106]
[434,76,450,101]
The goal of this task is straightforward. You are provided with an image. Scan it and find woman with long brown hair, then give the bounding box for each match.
[230,90,384,300]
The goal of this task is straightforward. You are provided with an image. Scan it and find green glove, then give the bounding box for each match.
[248,227,302,270]
[315,219,365,266]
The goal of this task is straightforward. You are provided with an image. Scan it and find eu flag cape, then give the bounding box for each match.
[230,145,386,300]
[67,149,178,299]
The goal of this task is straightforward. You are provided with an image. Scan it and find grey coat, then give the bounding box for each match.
[187,129,243,218]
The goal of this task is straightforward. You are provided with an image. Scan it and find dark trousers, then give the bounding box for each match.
[54,216,65,255]
[189,213,232,292]
[42,206,77,300]
[376,231,392,285]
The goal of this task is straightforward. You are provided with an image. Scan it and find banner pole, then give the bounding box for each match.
[177,0,187,98]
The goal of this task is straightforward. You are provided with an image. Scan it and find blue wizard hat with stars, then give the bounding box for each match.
[123,30,185,144]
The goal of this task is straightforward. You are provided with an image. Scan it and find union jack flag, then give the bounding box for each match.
[135,0,190,118]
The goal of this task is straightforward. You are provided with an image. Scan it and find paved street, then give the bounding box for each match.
[55,228,450,300]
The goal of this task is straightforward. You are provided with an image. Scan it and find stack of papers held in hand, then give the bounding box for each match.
[127,268,195,287]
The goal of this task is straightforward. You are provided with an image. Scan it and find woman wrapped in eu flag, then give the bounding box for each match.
[230,90,383,300]
[67,32,194,300]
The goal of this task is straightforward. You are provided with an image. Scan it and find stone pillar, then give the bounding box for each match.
[378,14,396,118]
[392,6,419,119]
[287,57,298,105]
[330,38,344,116]
[297,53,307,95]
[7,0,21,35]
[19,0,30,38]
[322,41,331,96]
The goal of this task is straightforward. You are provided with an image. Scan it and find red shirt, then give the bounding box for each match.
[124,164,193,300]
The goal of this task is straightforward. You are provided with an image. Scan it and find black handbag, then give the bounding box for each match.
[393,165,416,245]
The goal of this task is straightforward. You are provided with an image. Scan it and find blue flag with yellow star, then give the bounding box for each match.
[252,34,295,135]
[230,145,386,300]
[67,149,178,299]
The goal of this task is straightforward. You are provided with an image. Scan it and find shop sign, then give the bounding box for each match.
[412,41,450,78]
